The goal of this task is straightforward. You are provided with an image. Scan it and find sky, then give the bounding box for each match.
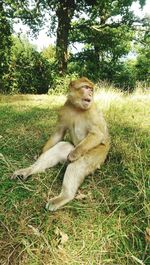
[13,0,150,52]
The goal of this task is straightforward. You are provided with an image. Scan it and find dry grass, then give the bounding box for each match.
[0,88,149,265]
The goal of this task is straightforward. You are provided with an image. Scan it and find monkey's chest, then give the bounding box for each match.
[70,121,87,145]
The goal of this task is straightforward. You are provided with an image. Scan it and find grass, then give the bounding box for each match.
[0,88,149,265]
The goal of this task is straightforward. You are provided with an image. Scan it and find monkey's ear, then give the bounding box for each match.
[69,81,75,90]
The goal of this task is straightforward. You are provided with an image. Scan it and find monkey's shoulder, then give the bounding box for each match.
[58,104,76,126]
[85,104,104,122]
[58,101,106,129]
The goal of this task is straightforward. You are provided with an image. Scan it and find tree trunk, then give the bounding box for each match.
[56,0,75,75]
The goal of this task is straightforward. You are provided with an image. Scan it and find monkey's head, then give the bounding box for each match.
[68,77,94,110]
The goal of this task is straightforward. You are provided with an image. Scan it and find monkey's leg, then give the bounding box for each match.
[46,143,110,211]
[11,142,74,180]
[46,159,87,211]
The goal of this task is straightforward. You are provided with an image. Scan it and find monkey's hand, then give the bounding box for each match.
[68,149,81,162]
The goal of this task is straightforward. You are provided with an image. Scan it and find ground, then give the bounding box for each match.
[0,89,149,265]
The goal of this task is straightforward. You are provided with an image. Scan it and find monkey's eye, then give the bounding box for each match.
[84,85,91,89]
[81,85,93,91]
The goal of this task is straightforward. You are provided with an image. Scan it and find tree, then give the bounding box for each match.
[1,0,148,87]
[69,0,146,84]
[55,0,76,75]
[2,1,99,75]
[2,0,76,75]
[0,1,12,91]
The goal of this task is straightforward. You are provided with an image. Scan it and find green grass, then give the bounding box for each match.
[0,90,149,265]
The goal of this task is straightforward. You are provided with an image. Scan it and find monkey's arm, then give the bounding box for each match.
[42,113,67,153]
[68,128,104,162]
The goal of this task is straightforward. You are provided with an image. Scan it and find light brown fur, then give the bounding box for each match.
[11,77,110,211]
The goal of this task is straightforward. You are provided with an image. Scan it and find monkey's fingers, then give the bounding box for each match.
[67,151,78,162]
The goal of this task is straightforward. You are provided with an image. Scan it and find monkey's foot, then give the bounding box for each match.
[11,168,31,180]
[46,195,70,211]
[46,197,61,211]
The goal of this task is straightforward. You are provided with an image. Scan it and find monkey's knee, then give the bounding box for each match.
[56,141,74,161]
[43,141,74,160]
[33,141,74,170]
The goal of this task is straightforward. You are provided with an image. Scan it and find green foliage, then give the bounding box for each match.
[135,31,150,84]
[4,36,52,94]
[70,3,134,57]
[68,53,137,91]
[48,73,79,94]
[0,0,149,93]
[2,0,146,77]
[41,45,56,62]
[112,61,137,91]
[68,0,139,90]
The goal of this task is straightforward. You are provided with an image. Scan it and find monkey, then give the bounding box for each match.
[11,77,110,211]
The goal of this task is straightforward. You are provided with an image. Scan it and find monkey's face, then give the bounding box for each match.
[68,78,94,110]
[80,85,94,109]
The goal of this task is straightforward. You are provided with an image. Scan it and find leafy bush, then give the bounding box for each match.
[48,73,79,95]
[135,31,150,85]
[3,36,53,94]
[41,45,56,62]
[68,52,137,91]
[112,62,137,91]
[136,51,150,84]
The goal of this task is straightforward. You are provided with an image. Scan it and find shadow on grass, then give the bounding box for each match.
[0,103,149,264]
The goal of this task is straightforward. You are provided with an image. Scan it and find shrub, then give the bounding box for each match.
[4,36,52,94]
[48,73,79,95]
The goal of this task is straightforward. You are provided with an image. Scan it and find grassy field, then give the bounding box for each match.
[0,89,149,265]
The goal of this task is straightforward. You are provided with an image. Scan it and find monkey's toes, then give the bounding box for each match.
[46,200,59,211]
[10,169,29,180]
[10,172,20,179]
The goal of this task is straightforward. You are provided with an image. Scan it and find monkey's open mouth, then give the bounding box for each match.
[83,99,91,103]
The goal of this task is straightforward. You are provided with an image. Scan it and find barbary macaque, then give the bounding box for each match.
[11,77,110,211]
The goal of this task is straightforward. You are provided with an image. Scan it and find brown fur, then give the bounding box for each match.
[11,77,110,211]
